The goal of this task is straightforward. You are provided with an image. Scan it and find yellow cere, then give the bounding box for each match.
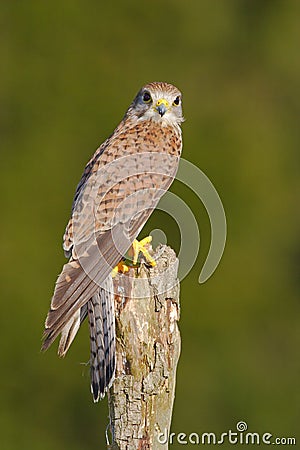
[156,98,169,108]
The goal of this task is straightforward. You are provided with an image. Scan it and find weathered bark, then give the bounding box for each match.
[107,245,181,450]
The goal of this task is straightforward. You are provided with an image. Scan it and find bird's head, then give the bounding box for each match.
[127,81,184,126]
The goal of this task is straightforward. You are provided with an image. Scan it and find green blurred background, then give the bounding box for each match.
[1,1,299,449]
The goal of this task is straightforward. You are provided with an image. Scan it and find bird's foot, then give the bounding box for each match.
[111,236,156,276]
[132,236,156,267]
[112,261,130,278]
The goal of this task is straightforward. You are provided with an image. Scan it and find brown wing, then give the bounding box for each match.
[43,119,181,351]
[63,141,108,257]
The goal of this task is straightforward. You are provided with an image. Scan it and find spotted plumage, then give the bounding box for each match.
[42,82,184,401]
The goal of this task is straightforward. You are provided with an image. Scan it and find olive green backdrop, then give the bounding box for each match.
[1,1,299,449]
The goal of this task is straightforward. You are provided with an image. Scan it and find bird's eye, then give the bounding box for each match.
[142,91,152,103]
[173,96,180,106]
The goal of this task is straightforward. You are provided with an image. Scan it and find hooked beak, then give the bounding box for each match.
[156,98,169,117]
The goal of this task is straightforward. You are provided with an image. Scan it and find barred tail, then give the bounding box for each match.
[88,275,116,402]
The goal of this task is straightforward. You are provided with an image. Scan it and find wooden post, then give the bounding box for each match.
[107,245,181,449]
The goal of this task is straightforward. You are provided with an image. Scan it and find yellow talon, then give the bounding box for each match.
[112,261,129,277]
[132,236,156,267]
[112,236,156,276]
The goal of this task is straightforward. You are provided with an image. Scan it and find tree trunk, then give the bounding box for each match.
[107,245,181,450]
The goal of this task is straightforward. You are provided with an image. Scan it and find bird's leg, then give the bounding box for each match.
[112,236,156,276]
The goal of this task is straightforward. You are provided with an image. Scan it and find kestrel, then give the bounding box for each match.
[42,81,184,401]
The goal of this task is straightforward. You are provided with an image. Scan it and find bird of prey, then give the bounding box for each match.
[42,81,184,401]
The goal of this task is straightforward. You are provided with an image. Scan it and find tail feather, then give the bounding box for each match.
[88,276,115,402]
[57,309,81,357]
